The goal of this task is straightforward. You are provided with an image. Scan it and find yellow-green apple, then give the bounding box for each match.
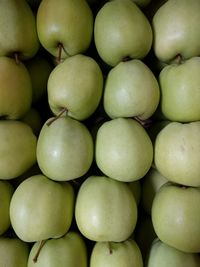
[36,0,93,60]
[94,0,153,66]
[47,54,103,120]
[0,120,37,180]
[95,118,153,182]
[36,116,93,181]
[103,59,160,120]
[10,174,74,242]
[75,175,137,242]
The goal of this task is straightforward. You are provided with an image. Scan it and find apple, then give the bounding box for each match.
[0,181,14,235]
[47,54,104,121]
[152,182,200,253]
[94,0,153,66]
[159,57,200,122]
[0,237,29,267]
[0,0,39,60]
[36,116,94,181]
[103,59,160,120]
[152,0,200,63]
[95,118,153,182]
[36,0,93,60]
[75,175,137,242]
[154,121,200,187]
[90,239,143,267]
[0,56,32,119]
[141,167,168,214]
[0,120,37,180]
[146,238,200,267]
[28,231,87,266]
[10,174,74,242]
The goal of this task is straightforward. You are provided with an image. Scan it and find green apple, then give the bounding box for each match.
[152,183,200,253]
[10,174,74,242]
[21,107,43,136]
[0,57,32,119]
[95,118,153,182]
[25,54,52,104]
[75,175,137,242]
[90,239,143,267]
[0,120,37,180]
[159,57,200,122]
[0,0,39,60]
[37,116,93,181]
[154,121,200,187]
[128,180,141,206]
[0,181,14,235]
[103,59,160,120]
[0,237,29,267]
[141,167,168,214]
[94,0,153,66]
[36,0,93,60]
[146,238,200,267]
[152,0,200,62]
[28,231,87,266]
[47,54,104,120]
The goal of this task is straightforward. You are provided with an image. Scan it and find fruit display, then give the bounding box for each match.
[1,0,200,266]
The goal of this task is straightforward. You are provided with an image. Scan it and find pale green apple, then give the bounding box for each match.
[0,237,29,267]
[94,0,153,66]
[36,116,93,181]
[25,54,52,103]
[141,167,168,214]
[152,0,200,62]
[0,0,39,60]
[0,57,32,119]
[28,231,87,266]
[154,121,200,187]
[90,239,143,267]
[10,174,74,242]
[75,175,137,242]
[47,54,104,120]
[36,0,93,59]
[0,181,14,235]
[95,118,153,182]
[103,59,160,120]
[21,107,43,136]
[146,238,200,267]
[159,57,200,122]
[0,120,37,180]
[152,183,200,253]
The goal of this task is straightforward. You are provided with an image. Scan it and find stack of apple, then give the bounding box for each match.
[1,0,200,266]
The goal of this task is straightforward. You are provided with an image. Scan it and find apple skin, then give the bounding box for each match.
[0,237,29,267]
[0,120,37,180]
[152,0,200,63]
[10,174,74,242]
[0,0,39,60]
[36,116,93,181]
[152,183,200,253]
[103,59,160,120]
[94,0,153,66]
[95,118,153,182]
[0,57,32,119]
[47,54,104,121]
[154,121,200,187]
[159,57,200,122]
[75,175,137,242]
[90,239,143,267]
[146,238,200,267]
[36,0,93,59]
[0,181,14,235]
[28,231,87,267]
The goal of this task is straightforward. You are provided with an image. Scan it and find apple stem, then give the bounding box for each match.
[55,43,63,65]
[33,239,46,263]
[122,56,132,62]
[14,53,20,65]
[174,54,183,64]
[134,116,153,129]
[46,108,68,126]
[108,242,113,254]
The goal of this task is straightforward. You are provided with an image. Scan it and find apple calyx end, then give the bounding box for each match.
[33,239,46,263]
